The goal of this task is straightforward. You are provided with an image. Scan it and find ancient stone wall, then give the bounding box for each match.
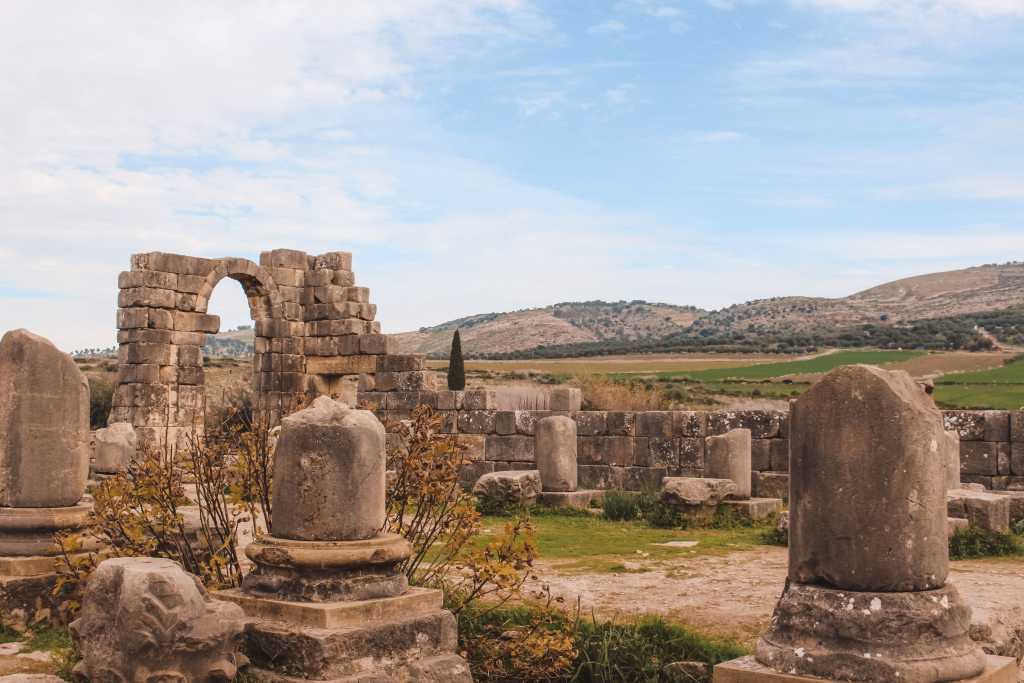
[360,390,1023,496]
[110,249,428,453]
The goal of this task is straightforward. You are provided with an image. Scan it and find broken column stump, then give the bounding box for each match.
[716,365,1012,683]
[0,329,96,627]
[535,415,603,510]
[216,396,471,682]
[706,428,783,521]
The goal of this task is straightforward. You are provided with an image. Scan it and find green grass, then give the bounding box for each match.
[659,350,925,381]
[478,514,769,573]
[934,359,1024,409]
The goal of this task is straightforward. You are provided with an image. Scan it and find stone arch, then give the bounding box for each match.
[111,248,410,455]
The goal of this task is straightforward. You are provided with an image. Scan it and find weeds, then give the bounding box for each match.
[575,375,669,411]
[949,525,1020,559]
[601,490,642,522]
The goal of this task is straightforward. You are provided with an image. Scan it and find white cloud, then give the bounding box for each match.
[588,19,628,34]
[605,83,636,106]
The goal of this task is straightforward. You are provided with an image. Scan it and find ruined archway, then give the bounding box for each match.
[110,248,420,454]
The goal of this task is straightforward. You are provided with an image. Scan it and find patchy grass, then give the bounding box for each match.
[24,624,78,680]
[478,513,770,574]
[949,526,1022,560]
[663,350,925,382]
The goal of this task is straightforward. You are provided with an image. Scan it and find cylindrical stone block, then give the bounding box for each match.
[535,416,577,492]
[271,396,386,541]
[789,365,949,592]
[0,329,90,507]
[704,428,752,499]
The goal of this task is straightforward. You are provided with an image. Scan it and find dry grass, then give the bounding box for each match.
[574,375,669,411]
[427,353,794,376]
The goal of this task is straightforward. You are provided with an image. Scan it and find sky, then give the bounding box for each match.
[2,0,1023,351]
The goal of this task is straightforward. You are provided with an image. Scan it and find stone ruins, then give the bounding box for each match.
[110,249,430,453]
[219,395,472,681]
[716,365,1014,683]
[0,330,95,624]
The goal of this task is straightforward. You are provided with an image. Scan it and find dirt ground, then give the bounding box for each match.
[533,546,1024,659]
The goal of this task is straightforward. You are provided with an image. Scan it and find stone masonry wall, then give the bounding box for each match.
[360,389,1023,497]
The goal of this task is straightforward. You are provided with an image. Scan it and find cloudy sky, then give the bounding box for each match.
[3,1,1023,351]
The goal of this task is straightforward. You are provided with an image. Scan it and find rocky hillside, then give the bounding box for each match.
[392,301,703,356]
[397,262,1024,356]
[691,262,1024,338]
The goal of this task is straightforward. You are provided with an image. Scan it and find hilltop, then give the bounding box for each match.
[397,262,1024,357]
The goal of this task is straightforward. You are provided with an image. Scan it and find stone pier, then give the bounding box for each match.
[716,365,1015,683]
[216,396,471,682]
[0,329,96,626]
[535,415,603,509]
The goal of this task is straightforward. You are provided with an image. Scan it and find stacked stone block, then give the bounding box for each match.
[113,249,432,453]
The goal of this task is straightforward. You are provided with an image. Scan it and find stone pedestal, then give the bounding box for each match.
[753,365,989,683]
[706,428,752,498]
[537,490,604,510]
[223,396,472,682]
[720,497,782,521]
[714,655,1016,683]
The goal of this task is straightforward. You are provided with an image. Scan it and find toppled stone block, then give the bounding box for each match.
[92,422,137,474]
[71,557,248,682]
[948,488,1012,533]
[660,477,736,508]
[473,470,542,507]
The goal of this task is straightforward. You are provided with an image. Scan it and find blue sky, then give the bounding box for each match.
[2,1,1023,350]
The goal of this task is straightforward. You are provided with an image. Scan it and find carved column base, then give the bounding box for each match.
[755,582,987,683]
[241,533,412,603]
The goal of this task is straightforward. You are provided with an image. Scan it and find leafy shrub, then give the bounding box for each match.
[87,377,113,429]
[457,601,746,683]
[601,490,642,522]
[637,494,683,529]
[949,525,1020,559]
[759,526,788,547]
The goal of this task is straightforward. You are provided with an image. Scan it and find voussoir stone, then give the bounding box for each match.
[92,422,138,474]
[535,415,578,492]
[71,557,248,682]
[660,477,736,508]
[272,396,386,541]
[0,329,89,507]
[788,365,949,592]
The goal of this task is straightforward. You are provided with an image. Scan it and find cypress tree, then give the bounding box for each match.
[447,329,465,390]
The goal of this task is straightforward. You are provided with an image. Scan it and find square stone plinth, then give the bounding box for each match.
[537,490,604,510]
[714,655,1017,683]
[214,586,442,629]
[720,498,783,521]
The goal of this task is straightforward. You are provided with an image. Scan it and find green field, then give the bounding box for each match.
[657,350,926,381]
[935,359,1024,409]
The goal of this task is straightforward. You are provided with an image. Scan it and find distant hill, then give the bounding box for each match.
[396,262,1024,357]
[205,326,254,357]
[392,301,704,356]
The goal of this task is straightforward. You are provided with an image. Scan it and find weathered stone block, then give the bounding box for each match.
[494,411,516,435]
[578,436,633,467]
[636,411,674,438]
[93,423,137,474]
[1011,443,1024,476]
[708,410,781,439]
[769,438,790,472]
[1011,411,1024,443]
[377,354,425,372]
[661,477,736,507]
[360,334,397,355]
[624,466,665,492]
[673,411,706,437]
[0,330,90,507]
[961,441,1002,476]
[549,387,583,411]
[456,435,485,462]
[678,437,705,470]
[458,410,496,434]
[944,411,986,441]
[577,464,626,490]
[485,435,534,463]
[636,437,677,468]
[606,411,635,436]
[462,389,497,410]
[985,411,1012,442]
[458,461,495,490]
[751,439,772,471]
[313,251,353,271]
[705,428,752,499]
[752,471,789,501]
[947,488,1011,533]
[574,411,607,436]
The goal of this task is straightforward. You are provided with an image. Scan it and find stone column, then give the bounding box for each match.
[242,396,408,601]
[751,365,987,682]
[705,428,752,499]
[221,396,472,681]
[535,415,577,492]
[0,330,96,622]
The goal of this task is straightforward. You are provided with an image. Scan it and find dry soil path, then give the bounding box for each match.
[534,546,1024,659]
